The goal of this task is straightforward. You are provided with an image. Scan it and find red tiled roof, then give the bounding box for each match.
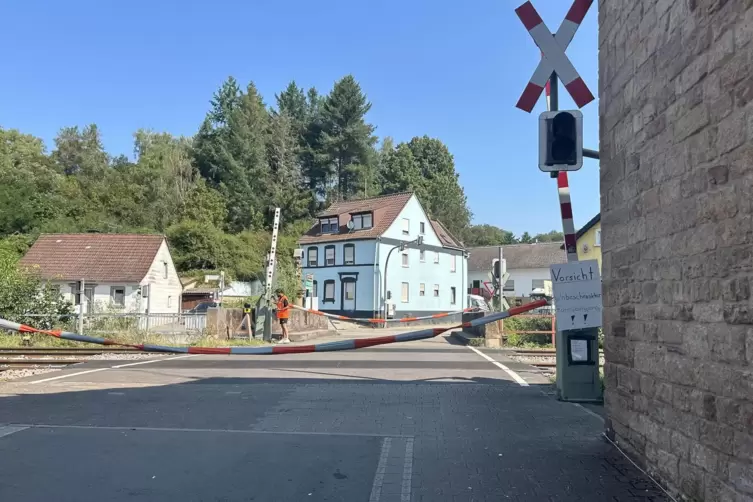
[299,192,414,244]
[430,219,463,248]
[19,233,165,283]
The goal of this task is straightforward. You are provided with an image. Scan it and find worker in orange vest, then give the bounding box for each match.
[274,289,291,344]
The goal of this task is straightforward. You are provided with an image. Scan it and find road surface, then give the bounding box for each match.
[0,329,669,501]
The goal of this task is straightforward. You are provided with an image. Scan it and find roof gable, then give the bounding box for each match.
[430,219,463,249]
[19,233,166,283]
[299,192,413,244]
[468,243,567,271]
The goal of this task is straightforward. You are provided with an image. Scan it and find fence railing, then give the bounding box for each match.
[3,312,207,336]
[502,313,556,346]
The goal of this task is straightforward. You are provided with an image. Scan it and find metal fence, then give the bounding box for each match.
[3,312,207,336]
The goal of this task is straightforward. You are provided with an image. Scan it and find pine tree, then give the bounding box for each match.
[319,75,377,200]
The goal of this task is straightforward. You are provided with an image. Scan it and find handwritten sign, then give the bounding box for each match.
[549,260,602,329]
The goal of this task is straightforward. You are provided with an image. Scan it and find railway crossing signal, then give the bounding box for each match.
[538,110,583,172]
[515,0,594,112]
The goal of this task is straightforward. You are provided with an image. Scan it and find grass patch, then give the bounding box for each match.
[467,337,485,347]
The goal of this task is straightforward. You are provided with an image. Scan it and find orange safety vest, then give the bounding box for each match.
[276,295,290,319]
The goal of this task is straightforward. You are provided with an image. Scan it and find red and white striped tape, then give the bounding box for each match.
[290,304,479,325]
[515,0,594,112]
[0,300,548,356]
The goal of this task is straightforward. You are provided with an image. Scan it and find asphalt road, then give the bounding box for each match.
[0,330,669,502]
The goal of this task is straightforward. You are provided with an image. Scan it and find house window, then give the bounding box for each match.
[433,284,439,297]
[344,244,355,265]
[472,280,481,289]
[167,296,173,308]
[419,283,425,296]
[419,250,425,262]
[163,261,168,279]
[351,212,373,230]
[323,280,335,303]
[325,245,336,266]
[532,279,545,290]
[320,217,339,233]
[110,286,126,307]
[450,255,456,273]
[401,282,409,302]
[402,252,409,267]
[503,280,515,292]
[308,247,318,267]
[344,280,355,300]
[595,229,602,247]
[420,222,425,234]
[402,218,410,235]
[451,287,457,305]
[312,280,318,298]
[434,252,439,264]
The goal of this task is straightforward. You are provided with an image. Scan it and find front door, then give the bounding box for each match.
[341,279,356,312]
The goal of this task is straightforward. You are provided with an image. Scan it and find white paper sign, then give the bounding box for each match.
[549,259,602,329]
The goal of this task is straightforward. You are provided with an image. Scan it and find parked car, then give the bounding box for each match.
[186,301,218,314]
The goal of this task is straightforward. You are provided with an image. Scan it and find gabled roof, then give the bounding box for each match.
[19,233,165,283]
[299,192,414,244]
[468,243,567,272]
[430,220,463,249]
[561,213,601,249]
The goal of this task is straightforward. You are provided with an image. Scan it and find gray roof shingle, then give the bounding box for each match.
[467,242,567,271]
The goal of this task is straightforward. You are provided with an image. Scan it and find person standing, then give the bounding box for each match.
[274,289,291,344]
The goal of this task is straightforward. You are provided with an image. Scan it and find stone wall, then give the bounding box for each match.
[207,308,329,339]
[600,1,753,500]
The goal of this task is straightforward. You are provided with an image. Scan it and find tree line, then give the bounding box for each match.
[0,74,562,285]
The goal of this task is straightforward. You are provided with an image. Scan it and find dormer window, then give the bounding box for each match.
[320,217,339,233]
[350,212,373,230]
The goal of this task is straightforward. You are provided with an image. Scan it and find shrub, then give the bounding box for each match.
[504,316,553,347]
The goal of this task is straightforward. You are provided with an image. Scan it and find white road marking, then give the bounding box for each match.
[369,437,392,502]
[29,354,200,384]
[107,392,125,396]
[573,403,604,422]
[0,425,28,439]
[401,437,414,502]
[466,346,529,386]
[8,424,413,438]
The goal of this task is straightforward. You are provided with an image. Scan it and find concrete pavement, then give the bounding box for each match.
[0,331,669,501]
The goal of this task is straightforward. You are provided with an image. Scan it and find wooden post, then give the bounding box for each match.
[551,314,556,347]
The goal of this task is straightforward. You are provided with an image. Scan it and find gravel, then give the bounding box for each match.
[0,353,166,381]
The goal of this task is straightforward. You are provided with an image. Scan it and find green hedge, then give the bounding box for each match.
[504,316,553,347]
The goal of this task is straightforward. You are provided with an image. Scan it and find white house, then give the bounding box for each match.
[467,243,566,299]
[299,192,468,319]
[20,233,182,314]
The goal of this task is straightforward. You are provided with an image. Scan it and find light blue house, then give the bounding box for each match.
[298,192,468,320]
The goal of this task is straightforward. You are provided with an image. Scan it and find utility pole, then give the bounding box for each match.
[261,208,281,342]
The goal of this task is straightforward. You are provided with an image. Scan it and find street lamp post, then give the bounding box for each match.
[382,236,423,323]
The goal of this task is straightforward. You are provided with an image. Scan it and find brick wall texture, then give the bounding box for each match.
[599,0,753,500]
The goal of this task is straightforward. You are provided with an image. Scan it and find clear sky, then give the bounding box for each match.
[0,0,599,237]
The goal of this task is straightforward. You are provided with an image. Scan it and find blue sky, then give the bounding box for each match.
[0,0,599,237]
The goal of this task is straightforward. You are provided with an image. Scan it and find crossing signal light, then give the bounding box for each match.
[538,110,583,172]
[493,259,500,279]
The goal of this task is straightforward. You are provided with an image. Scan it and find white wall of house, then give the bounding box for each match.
[381,195,441,246]
[55,283,143,313]
[301,239,377,314]
[379,242,466,315]
[140,240,182,314]
[467,267,551,298]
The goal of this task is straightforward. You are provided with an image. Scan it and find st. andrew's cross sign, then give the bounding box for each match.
[515,0,595,112]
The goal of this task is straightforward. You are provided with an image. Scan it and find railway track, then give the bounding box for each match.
[0,347,138,356]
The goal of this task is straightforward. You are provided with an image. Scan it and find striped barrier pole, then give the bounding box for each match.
[0,300,548,355]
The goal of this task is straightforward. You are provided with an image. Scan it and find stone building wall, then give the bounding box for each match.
[599,0,753,500]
